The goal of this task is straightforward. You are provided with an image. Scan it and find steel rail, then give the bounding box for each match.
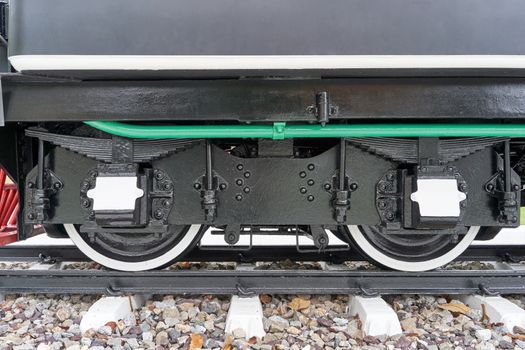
[0,244,523,263]
[85,121,525,140]
[0,267,523,295]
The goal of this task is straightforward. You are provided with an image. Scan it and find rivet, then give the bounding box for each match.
[27,212,35,220]
[300,187,307,194]
[299,171,307,178]
[235,194,243,201]
[235,179,244,186]
[349,183,358,191]
[81,199,90,208]
[307,179,315,186]
[244,171,251,178]
[324,183,332,191]
[307,164,315,171]
[27,182,35,189]
[237,164,244,171]
[155,171,164,180]
[193,183,202,190]
[307,195,314,202]
[243,187,250,193]
[219,183,227,190]
[154,209,164,219]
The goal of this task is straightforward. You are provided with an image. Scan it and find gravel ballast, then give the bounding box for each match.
[0,293,523,349]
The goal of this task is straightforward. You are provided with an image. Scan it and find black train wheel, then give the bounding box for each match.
[337,225,480,271]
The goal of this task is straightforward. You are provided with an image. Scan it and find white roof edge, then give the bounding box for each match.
[9,55,525,71]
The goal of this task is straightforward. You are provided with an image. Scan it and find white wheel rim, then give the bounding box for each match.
[64,224,202,271]
[347,225,480,272]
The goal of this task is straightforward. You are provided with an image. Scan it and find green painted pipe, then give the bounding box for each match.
[85,121,525,139]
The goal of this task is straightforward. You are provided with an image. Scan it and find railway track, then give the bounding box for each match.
[0,244,524,263]
[0,243,523,296]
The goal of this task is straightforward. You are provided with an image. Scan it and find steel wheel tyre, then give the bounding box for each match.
[64,224,204,271]
[345,225,480,272]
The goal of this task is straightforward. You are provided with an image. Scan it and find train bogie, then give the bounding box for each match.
[1,0,525,272]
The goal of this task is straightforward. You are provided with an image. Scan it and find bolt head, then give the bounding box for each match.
[349,183,358,191]
[486,183,495,191]
[53,182,62,190]
[27,212,35,220]
[226,233,237,244]
[27,182,35,189]
[155,171,165,180]
[194,183,202,190]
[513,184,521,191]
[154,210,164,219]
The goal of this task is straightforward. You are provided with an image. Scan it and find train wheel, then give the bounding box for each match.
[343,225,480,271]
[63,224,204,271]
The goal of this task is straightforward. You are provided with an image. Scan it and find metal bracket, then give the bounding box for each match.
[224,224,241,245]
[326,139,356,223]
[307,92,337,126]
[484,141,520,225]
[306,225,329,250]
[26,169,63,224]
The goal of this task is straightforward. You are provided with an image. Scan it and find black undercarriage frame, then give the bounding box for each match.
[0,74,524,241]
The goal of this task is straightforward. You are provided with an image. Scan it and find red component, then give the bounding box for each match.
[0,168,18,246]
